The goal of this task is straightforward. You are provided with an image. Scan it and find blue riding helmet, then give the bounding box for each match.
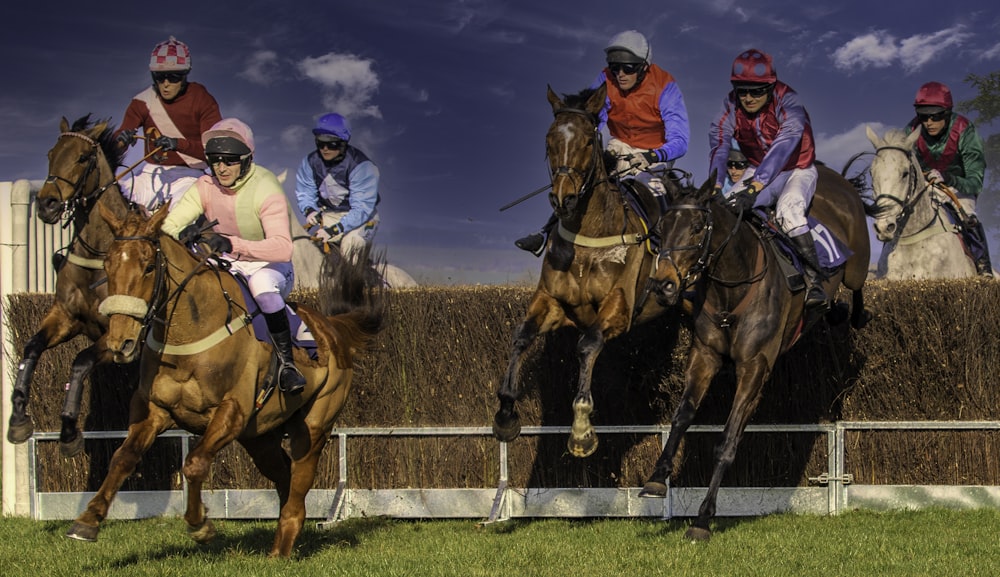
[313,113,351,142]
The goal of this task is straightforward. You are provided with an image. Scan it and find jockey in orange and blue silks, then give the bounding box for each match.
[591,30,690,195]
[709,48,828,310]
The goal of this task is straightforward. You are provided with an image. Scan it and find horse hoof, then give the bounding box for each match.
[684,525,711,541]
[188,518,217,544]
[59,432,85,458]
[66,522,99,542]
[639,482,668,498]
[6,415,33,444]
[567,434,598,458]
[492,415,521,442]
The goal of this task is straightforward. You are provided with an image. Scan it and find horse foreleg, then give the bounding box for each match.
[641,342,721,497]
[495,294,563,442]
[687,355,769,541]
[66,401,170,542]
[183,397,245,544]
[567,324,606,457]
[8,307,84,443]
[58,343,106,457]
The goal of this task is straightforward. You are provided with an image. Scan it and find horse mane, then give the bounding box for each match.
[560,87,599,110]
[69,113,127,170]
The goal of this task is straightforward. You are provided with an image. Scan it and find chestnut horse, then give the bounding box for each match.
[7,115,134,456]
[643,167,869,540]
[493,85,672,456]
[65,204,385,558]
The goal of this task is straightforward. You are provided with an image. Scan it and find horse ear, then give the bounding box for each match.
[546,85,563,113]
[60,117,70,133]
[700,171,718,201]
[865,125,881,148]
[585,84,608,116]
[90,121,109,139]
[904,127,920,149]
[97,202,125,235]
[146,203,171,235]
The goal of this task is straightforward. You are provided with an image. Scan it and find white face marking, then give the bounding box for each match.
[119,251,130,262]
[556,124,575,165]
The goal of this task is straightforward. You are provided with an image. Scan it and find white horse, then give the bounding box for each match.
[288,208,418,289]
[274,170,418,290]
[865,125,976,280]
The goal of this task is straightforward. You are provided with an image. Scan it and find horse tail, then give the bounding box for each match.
[315,244,388,364]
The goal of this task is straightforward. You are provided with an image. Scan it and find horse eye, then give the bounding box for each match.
[144,263,156,275]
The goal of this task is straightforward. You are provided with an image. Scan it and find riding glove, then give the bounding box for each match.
[153,135,179,152]
[204,234,232,255]
[115,129,137,149]
[727,188,756,214]
[304,209,322,228]
[925,169,946,185]
[178,223,203,246]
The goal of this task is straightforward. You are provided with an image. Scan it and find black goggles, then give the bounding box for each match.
[152,72,187,84]
[735,85,771,98]
[917,110,949,122]
[207,154,243,167]
[727,161,750,169]
[607,62,644,75]
[316,139,347,151]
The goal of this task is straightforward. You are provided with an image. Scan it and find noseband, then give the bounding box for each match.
[871,145,933,240]
[44,132,102,224]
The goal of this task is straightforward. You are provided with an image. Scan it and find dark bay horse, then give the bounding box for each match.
[7,115,133,456]
[643,166,870,540]
[66,204,385,558]
[493,85,672,457]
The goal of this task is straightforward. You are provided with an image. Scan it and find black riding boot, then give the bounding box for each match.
[970,220,994,277]
[264,311,306,395]
[514,214,558,256]
[790,232,829,310]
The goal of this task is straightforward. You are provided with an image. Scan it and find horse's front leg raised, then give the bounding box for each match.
[641,341,721,497]
[686,354,769,541]
[494,293,564,442]
[183,397,246,545]
[66,401,171,542]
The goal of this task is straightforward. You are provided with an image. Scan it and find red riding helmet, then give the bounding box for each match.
[914,81,953,112]
[731,49,776,86]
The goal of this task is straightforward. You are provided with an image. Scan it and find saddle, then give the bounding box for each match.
[751,210,852,292]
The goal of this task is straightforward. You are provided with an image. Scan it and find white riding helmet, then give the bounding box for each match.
[605,30,651,64]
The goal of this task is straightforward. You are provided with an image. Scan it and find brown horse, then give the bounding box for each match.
[640,166,870,540]
[65,204,385,558]
[7,115,134,456]
[493,85,672,456]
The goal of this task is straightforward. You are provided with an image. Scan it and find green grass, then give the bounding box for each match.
[0,509,997,576]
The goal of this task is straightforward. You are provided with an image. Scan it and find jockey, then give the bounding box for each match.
[709,48,827,310]
[161,118,306,395]
[906,81,992,277]
[294,113,380,261]
[514,29,690,255]
[721,147,755,198]
[113,37,222,212]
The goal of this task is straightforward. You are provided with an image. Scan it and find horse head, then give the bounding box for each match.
[38,115,124,224]
[96,203,167,363]
[544,84,607,219]
[865,125,924,242]
[651,175,718,306]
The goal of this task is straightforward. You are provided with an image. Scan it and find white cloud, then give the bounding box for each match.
[831,31,897,72]
[240,50,281,85]
[815,122,890,173]
[831,26,973,74]
[298,53,382,120]
[979,42,1000,61]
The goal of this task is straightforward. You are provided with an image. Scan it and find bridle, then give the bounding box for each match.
[44,132,104,226]
[870,145,937,243]
[547,107,603,202]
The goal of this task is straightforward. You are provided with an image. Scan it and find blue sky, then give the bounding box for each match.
[2,0,998,284]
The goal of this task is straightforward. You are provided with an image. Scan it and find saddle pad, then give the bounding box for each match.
[233,275,319,358]
[768,215,852,271]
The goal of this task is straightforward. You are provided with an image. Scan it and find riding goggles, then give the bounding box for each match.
[734,85,771,98]
[607,62,644,75]
[207,154,244,167]
[917,110,949,122]
[727,161,750,169]
[316,139,347,151]
[152,72,188,84]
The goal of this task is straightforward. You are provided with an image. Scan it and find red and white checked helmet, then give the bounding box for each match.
[149,36,191,72]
